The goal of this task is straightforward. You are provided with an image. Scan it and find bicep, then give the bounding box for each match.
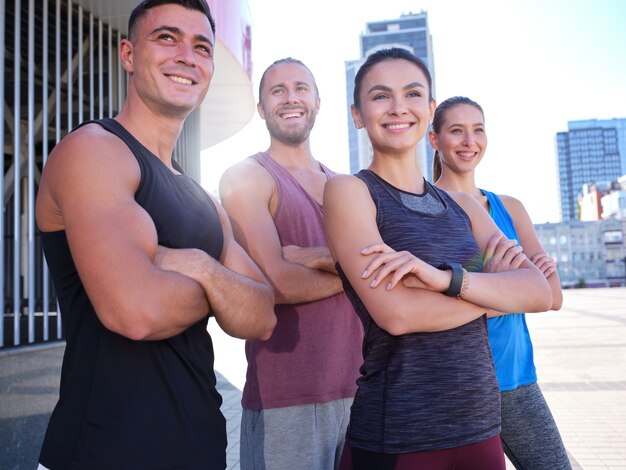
[52,135,163,322]
[324,178,417,327]
[456,193,535,270]
[212,196,269,284]
[219,167,286,273]
[503,198,545,257]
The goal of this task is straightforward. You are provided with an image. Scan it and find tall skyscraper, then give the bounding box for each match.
[345,12,435,177]
[557,118,626,221]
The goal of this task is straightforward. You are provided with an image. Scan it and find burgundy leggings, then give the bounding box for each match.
[339,434,505,470]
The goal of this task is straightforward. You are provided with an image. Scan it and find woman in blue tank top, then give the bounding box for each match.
[430,96,571,470]
[324,48,553,470]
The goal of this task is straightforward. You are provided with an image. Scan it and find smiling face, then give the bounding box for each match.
[429,103,487,175]
[121,3,215,118]
[257,61,320,145]
[352,58,434,156]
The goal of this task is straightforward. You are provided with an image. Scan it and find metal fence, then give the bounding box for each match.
[1,0,127,348]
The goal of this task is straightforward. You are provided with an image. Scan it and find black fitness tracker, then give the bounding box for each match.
[438,262,465,297]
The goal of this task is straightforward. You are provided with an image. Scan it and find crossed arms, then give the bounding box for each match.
[35,124,275,341]
[323,175,552,336]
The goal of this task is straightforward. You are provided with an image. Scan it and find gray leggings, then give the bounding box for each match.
[500,382,571,470]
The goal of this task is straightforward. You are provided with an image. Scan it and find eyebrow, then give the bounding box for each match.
[150,25,214,47]
[269,81,311,91]
[366,81,426,94]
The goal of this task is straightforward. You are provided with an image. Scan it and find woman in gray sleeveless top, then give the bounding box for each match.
[324,48,553,469]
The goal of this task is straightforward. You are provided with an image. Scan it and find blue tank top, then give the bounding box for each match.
[337,170,501,454]
[482,189,537,392]
[39,118,227,469]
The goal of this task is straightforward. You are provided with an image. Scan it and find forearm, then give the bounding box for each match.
[462,268,552,313]
[369,287,487,335]
[196,259,276,340]
[282,245,338,273]
[106,270,210,341]
[271,262,343,304]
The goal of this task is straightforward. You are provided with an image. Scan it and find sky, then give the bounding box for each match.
[201,0,626,224]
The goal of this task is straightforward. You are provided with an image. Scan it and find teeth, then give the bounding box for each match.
[283,113,302,119]
[386,123,410,130]
[169,75,192,85]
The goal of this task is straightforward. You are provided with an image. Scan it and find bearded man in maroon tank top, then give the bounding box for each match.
[220,58,363,470]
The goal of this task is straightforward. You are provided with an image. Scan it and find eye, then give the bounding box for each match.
[372,93,389,101]
[450,128,462,134]
[195,44,213,57]
[475,127,485,134]
[272,88,285,95]
[407,90,422,98]
[157,33,175,42]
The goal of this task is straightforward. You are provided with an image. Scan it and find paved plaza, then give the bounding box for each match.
[1,287,625,469]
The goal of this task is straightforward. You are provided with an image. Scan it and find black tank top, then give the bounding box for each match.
[338,170,501,453]
[39,118,227,469]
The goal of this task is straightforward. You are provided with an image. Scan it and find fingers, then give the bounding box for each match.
[483,232,505,261]
[362,251,415,288]
[530,252,557,278]
[492,237,518,262]
[360,243,394,256]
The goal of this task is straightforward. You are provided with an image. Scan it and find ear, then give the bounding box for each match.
[119,38,134,73]
[351,104,363,129]
[428,130,438,149]
[257,101,266,120]
[429,99,437,123]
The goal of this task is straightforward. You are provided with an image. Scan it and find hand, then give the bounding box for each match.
[282,245,338,274]
[360,243,449,292]
[482,233,526,273]
[530,252,557,278]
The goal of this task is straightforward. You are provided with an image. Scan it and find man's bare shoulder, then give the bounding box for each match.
[45,122,136,171]
[37,122,142,230]
[220,155,274,198]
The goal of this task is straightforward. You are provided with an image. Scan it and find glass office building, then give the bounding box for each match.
[557,118,626,221]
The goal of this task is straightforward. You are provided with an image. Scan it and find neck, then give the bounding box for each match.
[436,170,483,200]
[115,92,186,166]
[368,149,424,193]
[266,138,317,170]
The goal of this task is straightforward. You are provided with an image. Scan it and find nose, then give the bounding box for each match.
[284,88,300,104]
[462,133,475,146]
[175,42,197,67]
[388,97,408,116]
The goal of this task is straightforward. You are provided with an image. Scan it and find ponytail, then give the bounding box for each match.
[432,151,442,183]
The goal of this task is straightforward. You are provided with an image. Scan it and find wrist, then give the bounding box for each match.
[438,262,468,298]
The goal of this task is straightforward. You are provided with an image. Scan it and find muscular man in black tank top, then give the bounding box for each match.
[35,2,275,469]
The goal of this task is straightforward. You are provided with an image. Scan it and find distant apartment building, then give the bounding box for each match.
[345,12,435,178]
[557,118,626,221]
[535,218,626,288]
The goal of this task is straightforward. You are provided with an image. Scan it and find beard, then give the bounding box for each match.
[265,114,317,145]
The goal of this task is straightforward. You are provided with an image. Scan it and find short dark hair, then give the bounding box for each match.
[353,47,433,109]
[431,96,484,181]
[258,57,319,105]
[128,0,215,40]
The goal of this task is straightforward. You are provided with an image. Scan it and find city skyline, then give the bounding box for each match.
[201,0,626,224]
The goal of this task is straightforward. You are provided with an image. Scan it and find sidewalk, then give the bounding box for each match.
[1,287,625,469]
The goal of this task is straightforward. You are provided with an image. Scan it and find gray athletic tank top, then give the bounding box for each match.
[338,169,501,453]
